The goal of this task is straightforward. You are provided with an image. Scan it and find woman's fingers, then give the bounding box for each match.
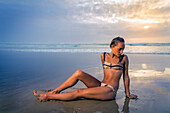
[127,94,138,99]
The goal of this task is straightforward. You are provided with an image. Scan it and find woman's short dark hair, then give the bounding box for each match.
[110,36,125,48]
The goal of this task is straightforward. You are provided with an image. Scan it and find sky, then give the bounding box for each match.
[0,0,170,43]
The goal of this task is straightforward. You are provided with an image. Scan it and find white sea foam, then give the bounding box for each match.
[0,43,170,54]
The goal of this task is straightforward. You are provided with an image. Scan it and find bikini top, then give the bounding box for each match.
[103,52,124,70]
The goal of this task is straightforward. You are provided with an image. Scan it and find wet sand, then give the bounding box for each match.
[0,51,169,113]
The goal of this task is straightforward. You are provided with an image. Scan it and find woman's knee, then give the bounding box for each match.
[76,70,83,74]
[73,89,83,98]
[74,70,83,78]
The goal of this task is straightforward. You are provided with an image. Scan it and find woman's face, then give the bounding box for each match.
[111,42,125,57]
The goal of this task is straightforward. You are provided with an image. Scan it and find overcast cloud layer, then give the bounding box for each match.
[0,0,169,43]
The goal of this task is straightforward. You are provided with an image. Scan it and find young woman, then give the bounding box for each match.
[34,37,137,101]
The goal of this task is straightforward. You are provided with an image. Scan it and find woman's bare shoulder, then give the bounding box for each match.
[122,54,129,61]
[123,54,128,58]
[101,52,107,56]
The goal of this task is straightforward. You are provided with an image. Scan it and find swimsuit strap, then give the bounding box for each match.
[103,52,106,61]
[119,54,124,62]
[104,52,124,62]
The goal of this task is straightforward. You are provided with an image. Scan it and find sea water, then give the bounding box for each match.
[0,42,170,55]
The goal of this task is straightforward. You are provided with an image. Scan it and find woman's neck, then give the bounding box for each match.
[110,51,120,58]
[110,51,115,58]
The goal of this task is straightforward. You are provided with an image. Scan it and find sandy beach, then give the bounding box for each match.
[0,51,169,113]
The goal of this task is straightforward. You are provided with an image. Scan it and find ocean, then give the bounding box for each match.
[0,42,170,55]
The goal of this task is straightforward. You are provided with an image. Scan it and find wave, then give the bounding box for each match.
[0,42,170,48]
[126,43,170,46]
[0,48,170,55]
[0,42,170,55]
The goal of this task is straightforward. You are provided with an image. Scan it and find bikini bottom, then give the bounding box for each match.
[101,83,117,95]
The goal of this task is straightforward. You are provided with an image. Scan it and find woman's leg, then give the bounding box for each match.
[49,70,101,93]
[34,86,115,101]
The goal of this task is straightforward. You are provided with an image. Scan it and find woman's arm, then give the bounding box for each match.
[100,52,105,64]
[123,55,137,99]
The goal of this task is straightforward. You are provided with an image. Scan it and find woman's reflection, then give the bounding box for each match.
[53,97,131,113]
[122,98,130,113]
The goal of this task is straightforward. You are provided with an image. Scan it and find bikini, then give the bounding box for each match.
[103,52,124,70]
[101,52,124,95]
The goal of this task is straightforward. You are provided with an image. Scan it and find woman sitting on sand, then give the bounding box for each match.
[34,37,137,101]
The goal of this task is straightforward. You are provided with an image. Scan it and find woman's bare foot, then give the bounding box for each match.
[33,90,48,101]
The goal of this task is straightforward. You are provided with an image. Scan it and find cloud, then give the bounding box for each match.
[67,0,170,24]
[0,0,169,43]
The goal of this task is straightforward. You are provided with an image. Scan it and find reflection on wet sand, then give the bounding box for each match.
[122,98,130,113]
[129,63,170,77]
[141,64,147,69]
[164,68,170,74]
[129,67,170,77]
[129,69,164,77]
[34,97,130,113]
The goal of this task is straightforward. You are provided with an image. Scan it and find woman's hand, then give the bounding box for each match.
[127,94,138,99]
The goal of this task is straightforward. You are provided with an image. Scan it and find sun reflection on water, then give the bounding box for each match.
[129,67,170,77]
[129,69,164,77]
[129,63,170,77]
[164,68,170,75]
